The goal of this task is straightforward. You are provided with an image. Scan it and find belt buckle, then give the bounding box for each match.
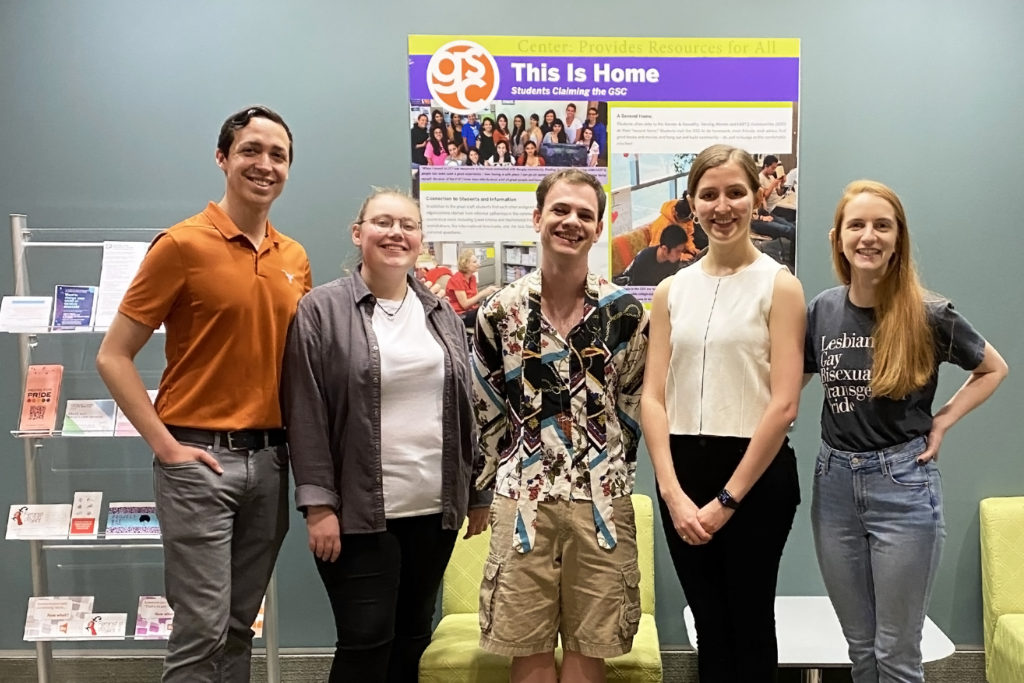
[226,431,246,452]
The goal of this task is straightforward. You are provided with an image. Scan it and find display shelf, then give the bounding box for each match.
[6,214,282,683]
[12,431,142,439]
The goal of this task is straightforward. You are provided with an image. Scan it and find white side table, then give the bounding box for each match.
[683,595,955,683]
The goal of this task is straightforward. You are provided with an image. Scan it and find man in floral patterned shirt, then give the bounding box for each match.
[473,169,648,680]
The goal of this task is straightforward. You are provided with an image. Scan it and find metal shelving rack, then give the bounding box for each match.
[8,213,282,683]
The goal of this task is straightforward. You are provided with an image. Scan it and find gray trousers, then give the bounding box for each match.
[153,440,289,683]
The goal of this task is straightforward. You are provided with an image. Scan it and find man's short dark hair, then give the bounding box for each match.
[762,154,779,168]
[536,169,606,218]
[659,224,686,249]
[673,193,692,221]
[218,105,294,165]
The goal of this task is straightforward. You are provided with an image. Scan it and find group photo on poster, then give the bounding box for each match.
[407,35,800,305]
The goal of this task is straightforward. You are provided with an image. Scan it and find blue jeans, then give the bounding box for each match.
[811,436,945,683]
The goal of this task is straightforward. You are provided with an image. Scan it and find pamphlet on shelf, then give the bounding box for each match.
[19,364,63,432]
[135,595,174,640]
[105,502,160,538]
[69,492,103,538]
[23,596,94,641]
[252,596,266,638]
[0,296,53,332]
[113,389,158,436]
[6,504,73,540]
[62,399,117,436]
[51,285,98,331]
[68,612,128,641]
[133,595,265,640]
[94,241,149,329]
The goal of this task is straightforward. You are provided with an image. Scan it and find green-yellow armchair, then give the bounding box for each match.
[980,496,1024,683]
[419,493,662,682]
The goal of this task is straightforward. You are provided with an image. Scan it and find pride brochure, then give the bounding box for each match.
[408,36,800,302]
[62,399,117,436]
[0,296,53,332]
[52,285,98,330]
[19,364,63,432]
[105,502,160,538]
[6,504,72,540]
[24,596,94,641]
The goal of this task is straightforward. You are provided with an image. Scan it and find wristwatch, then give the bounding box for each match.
[716,488,740,510]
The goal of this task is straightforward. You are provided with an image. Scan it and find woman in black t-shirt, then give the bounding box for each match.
[804,180,1007,683]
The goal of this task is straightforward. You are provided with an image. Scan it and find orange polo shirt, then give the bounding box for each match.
[119,202,312,430]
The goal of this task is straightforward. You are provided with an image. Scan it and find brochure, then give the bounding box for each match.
[51,285,98,330]
[94,241,149,329]
[62,399,117,436]
[19,364,64,432]
[0,296,53,332]
[68,492,103,538]
[23,596,94,641]
[135,595,174,640]
[113,389,158,436]
[69,612,128,641]
[6,504,72,540]
[105,502,160,538]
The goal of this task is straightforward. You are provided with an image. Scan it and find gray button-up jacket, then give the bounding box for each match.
[281,267,488,534]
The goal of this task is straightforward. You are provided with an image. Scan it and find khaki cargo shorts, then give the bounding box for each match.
[478,495,641,658]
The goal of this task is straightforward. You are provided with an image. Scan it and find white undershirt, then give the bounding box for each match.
[371,292,445,518]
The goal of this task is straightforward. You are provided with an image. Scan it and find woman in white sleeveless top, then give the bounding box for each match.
[641,145,806,682]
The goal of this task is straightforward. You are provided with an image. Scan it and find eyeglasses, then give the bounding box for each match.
[229,106,274,128]
[361,215,421,233]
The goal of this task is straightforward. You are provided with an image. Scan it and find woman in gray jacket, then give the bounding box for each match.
[281,188,489,682]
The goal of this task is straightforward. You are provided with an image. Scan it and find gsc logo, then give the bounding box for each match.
[426,40,500,114]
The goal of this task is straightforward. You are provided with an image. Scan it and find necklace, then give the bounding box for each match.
[374,290,408,320]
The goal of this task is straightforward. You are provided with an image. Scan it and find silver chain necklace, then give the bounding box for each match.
[375,290,408,319]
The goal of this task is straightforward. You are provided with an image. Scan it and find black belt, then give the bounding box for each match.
[166,426,287,452]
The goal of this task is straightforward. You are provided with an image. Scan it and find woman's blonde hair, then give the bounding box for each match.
[831,180,934,399]
[457,248,477,273]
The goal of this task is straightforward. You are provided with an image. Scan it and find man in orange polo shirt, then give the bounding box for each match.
[96,105,311,683]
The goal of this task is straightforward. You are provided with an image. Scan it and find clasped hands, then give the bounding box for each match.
[666,492,735,546]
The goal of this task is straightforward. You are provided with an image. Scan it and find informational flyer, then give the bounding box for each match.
[135,595,174,640]
[23,596,94,641]
[6,504,72,540]
[52,285,98,330]
[94,241,149,329]
[106,502,160,538]
[0,296,53,332]
[62,399,117,436]
[408,36,800,302]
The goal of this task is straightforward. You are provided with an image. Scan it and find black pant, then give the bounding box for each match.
[314,513,458,683]
[658,436,800,683]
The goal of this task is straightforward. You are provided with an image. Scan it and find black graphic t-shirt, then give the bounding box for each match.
[804,286,986,452]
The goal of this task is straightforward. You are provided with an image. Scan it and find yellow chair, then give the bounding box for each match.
[419,494,662,682]
[980,496,1024,683]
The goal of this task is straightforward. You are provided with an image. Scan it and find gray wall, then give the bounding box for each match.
[1,0,1021,652]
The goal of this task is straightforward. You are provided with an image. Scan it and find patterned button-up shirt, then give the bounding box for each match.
[472,270,648,553]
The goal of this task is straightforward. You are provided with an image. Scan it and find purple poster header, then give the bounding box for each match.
[409,56,798,102]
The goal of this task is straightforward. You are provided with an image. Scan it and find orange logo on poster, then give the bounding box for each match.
[426,40,500,114]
